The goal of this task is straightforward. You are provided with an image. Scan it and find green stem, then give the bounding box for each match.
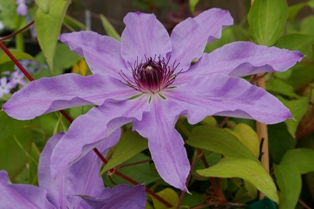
[15,33,24,51]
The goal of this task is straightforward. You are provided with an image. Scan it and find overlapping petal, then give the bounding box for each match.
[38,133,105,208]
[121,12,172,64]
[59,31,126,78]
[51,97,150,178]
[184,41,303,78]
[167,74,292,125]
[0,171,54,209]
[81,184,146,209]
[133,97,190,191]
[169,8,233,72]
[3,73,134,120]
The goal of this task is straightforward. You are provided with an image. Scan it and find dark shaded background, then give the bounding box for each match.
[67,0,313,35]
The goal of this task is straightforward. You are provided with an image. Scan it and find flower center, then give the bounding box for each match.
[120,56,179,94]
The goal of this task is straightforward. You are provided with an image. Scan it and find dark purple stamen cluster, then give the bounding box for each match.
[120,56,180,94]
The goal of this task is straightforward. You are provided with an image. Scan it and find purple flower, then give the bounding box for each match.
[9,71,26,86]
[3,8,303,190]
[0,133,146,209]
[16,0,27,16]
[0,77,14,98]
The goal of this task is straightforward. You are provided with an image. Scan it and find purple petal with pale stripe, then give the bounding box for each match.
[121,12,172,64]
[0,171,54,209]
[59,31,126,78]
[168,74,292,124]
[51,97,150,178]
[81,184,146,209]
[169,8,233,72]
[3,73,134,120]
[133,97,189,191]
[185,41,303,78]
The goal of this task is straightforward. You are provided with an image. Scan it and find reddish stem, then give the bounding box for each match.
[0,21,35,41]
[200,154,226,204]
[0,41,173,208]
[0,42,34,81]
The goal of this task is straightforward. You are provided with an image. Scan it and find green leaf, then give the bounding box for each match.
[284,62,314,91]
[275,34,314,56]
[53,43,82,71]
[278,96,309,137]
[268,123,295,164]
[99,14,121,41]
[0,50,35,65]
[150,188,179,209]
[186,126,258,162]
[266,78,300,98]
[199,116,217,126]
[189,0,199,14]
[63,15,87,31]
[248,0,288,46]
[27,143,40,185]
[100,130,148,175]
[197,157,279,203]
[194,150,221,172]
[0,111,33,179]
[280,148,314,174]
[181,192,204,208]
[103,153,160,186]
[34,0,48,13]
[300,16,314,36]
[244,180,258,200]
[35,0,71,69]
[69,105,93,119]
[274,164,301,209]
[205,27,237,53]
[0,0,19,30]
[226,123,260,158]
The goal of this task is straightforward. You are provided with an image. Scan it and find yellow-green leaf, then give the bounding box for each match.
[0,50,35,65]
[34,0,48,13]
[279,96,309,137]
[189,0,199,14]
[280,148,314,174]
[100,14,121,41]
[100,130,148,175]
[274,164,301,209]
[35,0,71,69]
[197,157,279,203]
[150,188,179,209]
[226,123,260,158]
[186,126,258,162]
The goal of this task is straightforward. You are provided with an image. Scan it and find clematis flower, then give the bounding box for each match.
[3,8,303,190]
[0,133,146,209]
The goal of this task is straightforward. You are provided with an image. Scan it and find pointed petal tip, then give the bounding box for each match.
[295,50,305,61]
[2,102,36,120]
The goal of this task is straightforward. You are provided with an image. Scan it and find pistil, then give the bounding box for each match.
[120,56,180,94]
